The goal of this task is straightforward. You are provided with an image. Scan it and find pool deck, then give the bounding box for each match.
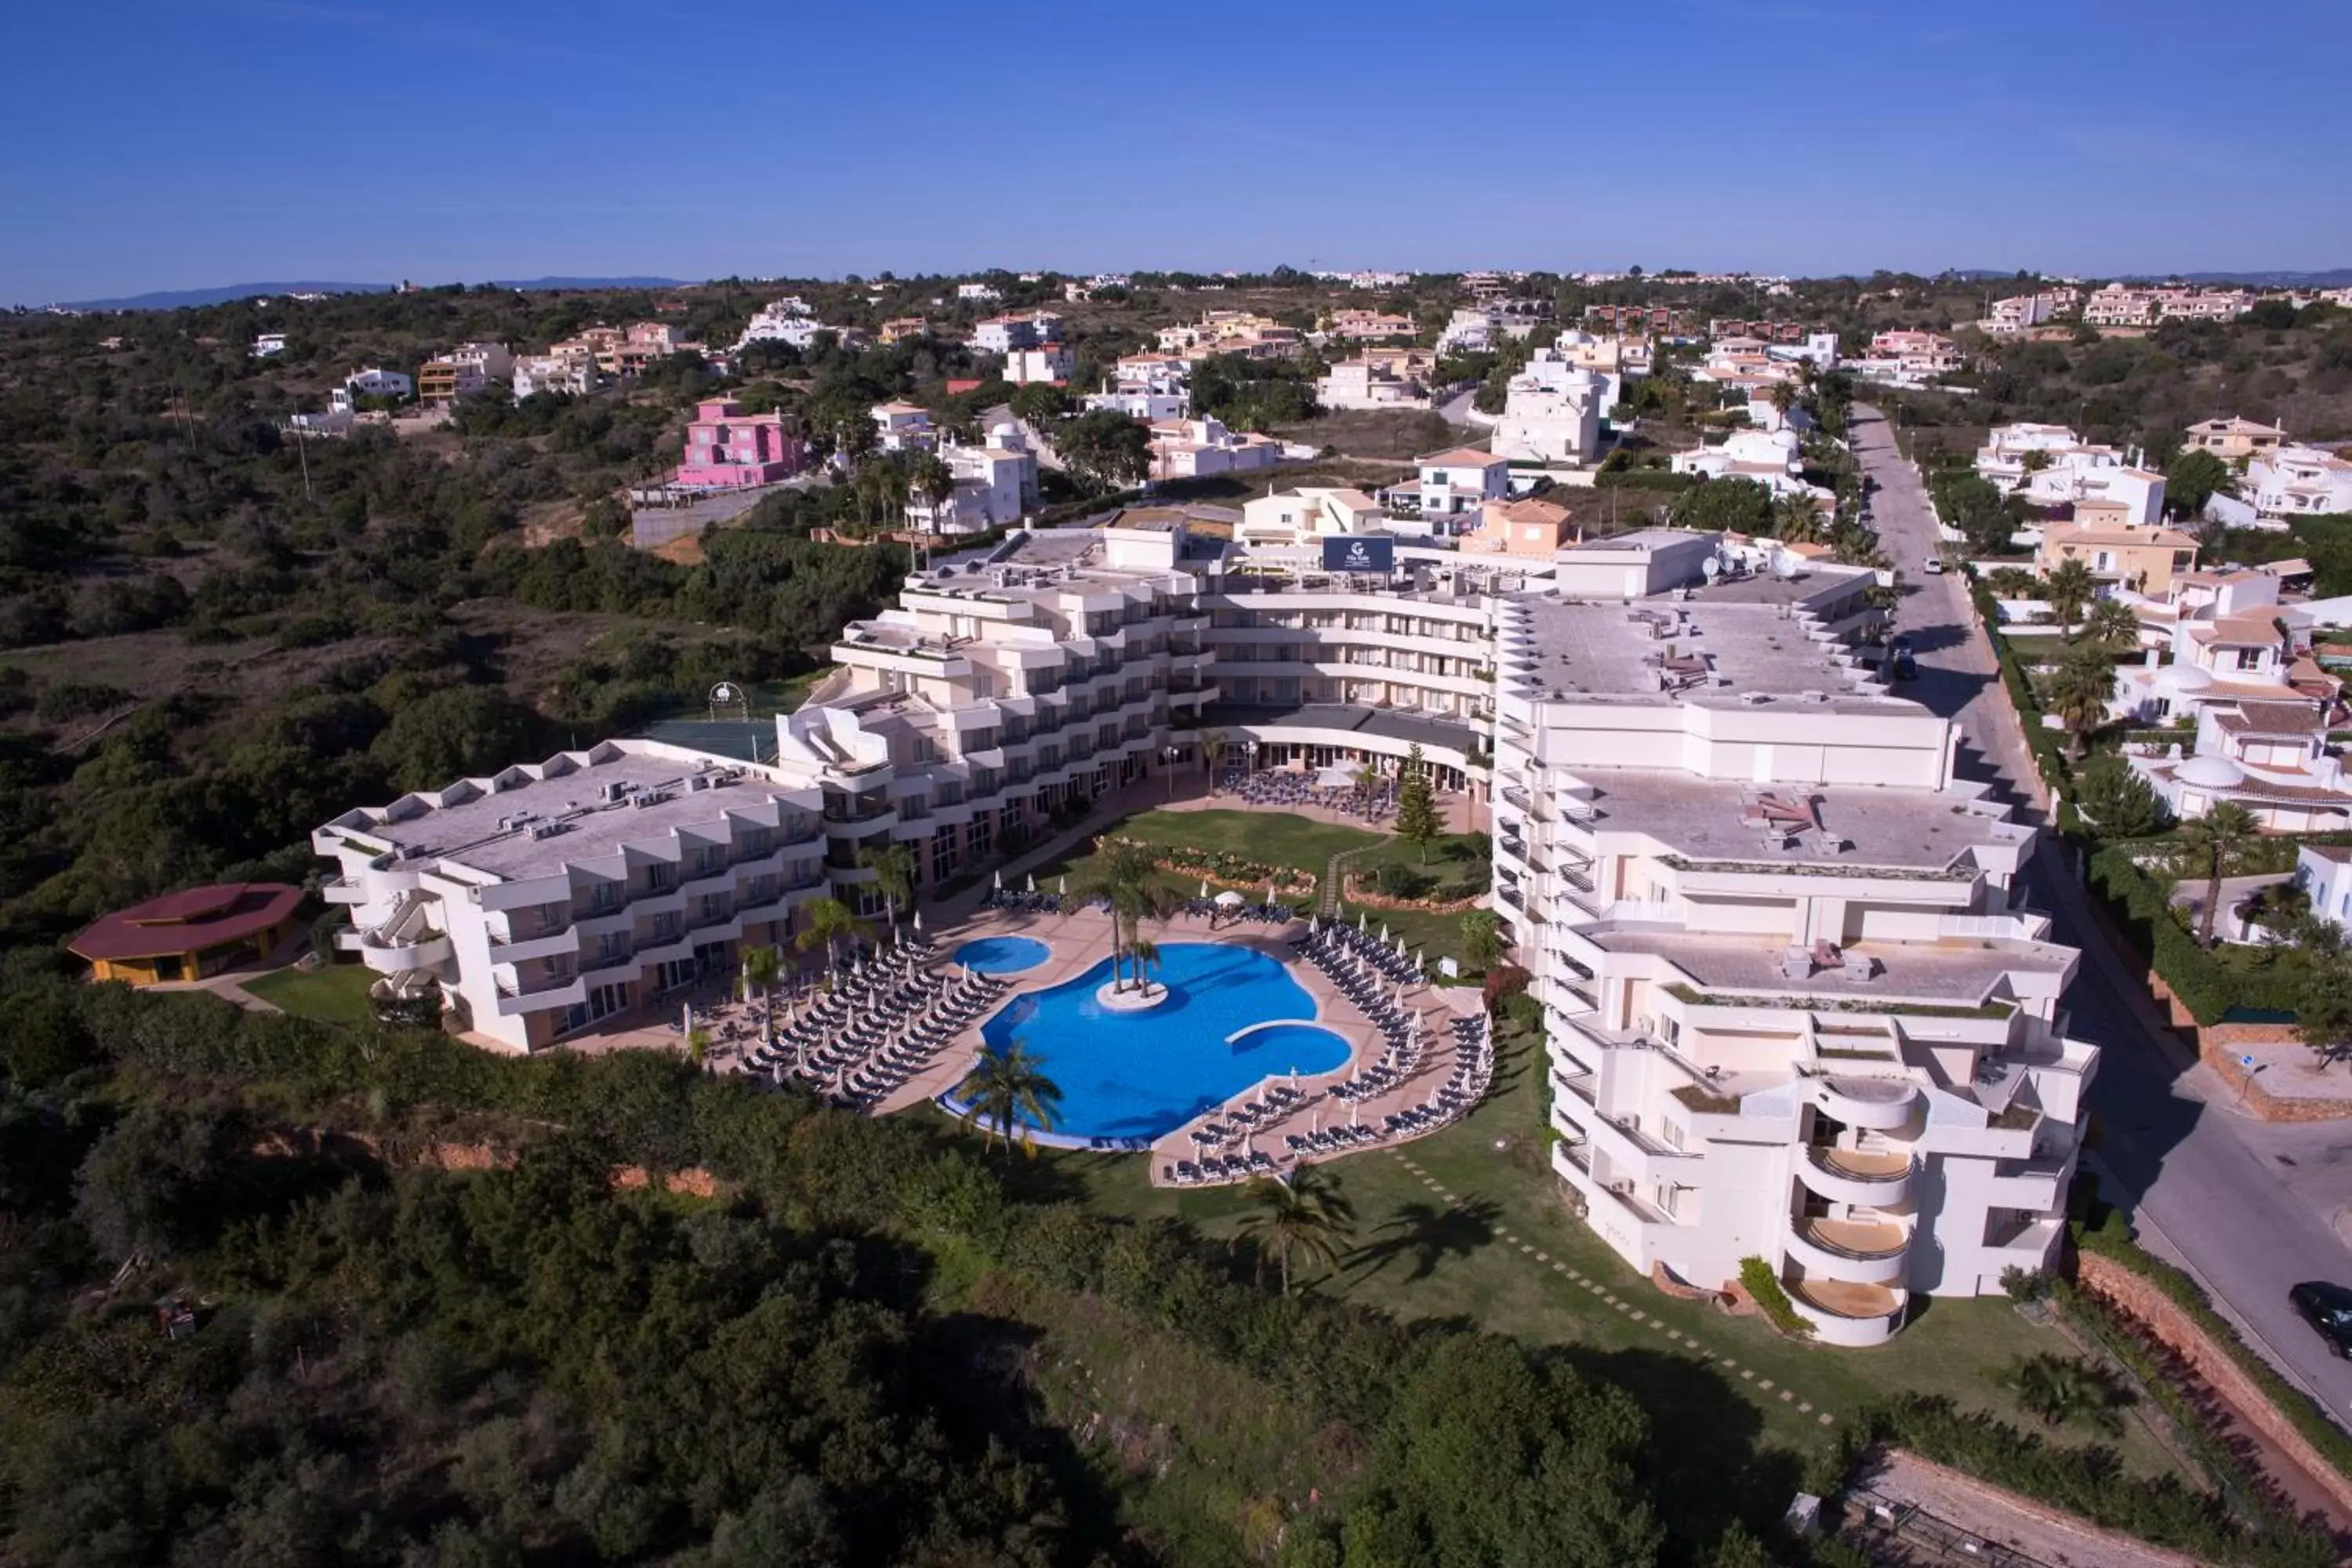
[882,902,1484,1182]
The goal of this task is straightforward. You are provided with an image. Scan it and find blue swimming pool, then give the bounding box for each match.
[974,942,1350,1140]
[952,935,1051,975]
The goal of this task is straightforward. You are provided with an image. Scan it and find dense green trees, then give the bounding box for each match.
[2165,448,2231,519]
[1668,477,1775,535]
[0,965,1810,1567]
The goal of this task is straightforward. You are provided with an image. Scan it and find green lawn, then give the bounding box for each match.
[1335,831,1490,967]
[243,963,379,1026]
[1111,808,1384,873]
[1045,1024,2187,1476]
[1022,808,1382,915]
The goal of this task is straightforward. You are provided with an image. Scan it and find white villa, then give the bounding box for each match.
[907,424,1039,534]
[1490,352,1606,467]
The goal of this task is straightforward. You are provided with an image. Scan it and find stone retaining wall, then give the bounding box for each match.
[2143,977,2352,1122]
[2076,1251,2352,1523]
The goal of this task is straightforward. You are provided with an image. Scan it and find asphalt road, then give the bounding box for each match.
[1849,405,2352,1424]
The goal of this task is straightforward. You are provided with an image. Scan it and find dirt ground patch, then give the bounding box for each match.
[1847,1450,2205,1568]
[1275,408,1458,460]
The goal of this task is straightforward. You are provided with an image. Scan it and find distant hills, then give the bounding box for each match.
[54,277,694,311]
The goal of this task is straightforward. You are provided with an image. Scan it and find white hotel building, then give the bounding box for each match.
[316,522,2094,1340]
[1490,530,2095,1344]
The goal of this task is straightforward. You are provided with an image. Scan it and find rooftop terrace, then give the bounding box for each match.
[1565,771,2024,871]
[325,746,811,880]
[1506,582,1887,703]
[1593,929,2073,1008]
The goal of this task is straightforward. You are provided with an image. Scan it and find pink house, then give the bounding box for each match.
[675,397,802,488]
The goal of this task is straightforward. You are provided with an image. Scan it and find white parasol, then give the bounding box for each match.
[993,869,1004,890]
[1026,873,1036,893]
[1214,889,1247,909]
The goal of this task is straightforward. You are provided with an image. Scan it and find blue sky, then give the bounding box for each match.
[4,0,2345,303]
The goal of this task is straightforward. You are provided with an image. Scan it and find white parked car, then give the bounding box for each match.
[1922,556,1944,575]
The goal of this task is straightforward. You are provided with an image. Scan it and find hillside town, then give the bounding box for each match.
[10,5,2352,1546]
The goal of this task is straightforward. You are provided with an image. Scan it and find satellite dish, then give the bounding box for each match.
[1701,557,1722,581]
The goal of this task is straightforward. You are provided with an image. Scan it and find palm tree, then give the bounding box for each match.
[741,943,781,1039]
[2045,649,2116,757]
[909,451,956,528]
[1236,1166,1357,1297]
[1127,935,1160,996]
[2006,1352,2129,1434]
[686,1025,711,1069]
[1772,492,1824,544]
[858,840,918,935]
[1074,840,1177,992]
[1200,728,1228,785]
[2171,802,2262,947]
[960,1043,1063,1159]
[2044,557,2099,641]
[2082,597,2142,651]
[794,896,864,985]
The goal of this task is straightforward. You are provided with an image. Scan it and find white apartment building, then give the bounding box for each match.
[871,401,936,452]
[1671,427,1826,503]
[1323,310,1417,340]
[1317,356,1434,412]
[1976,295,2055,335]
[2116,571,2349,829]
[2183,416,2286,462]
[906,424,1039,534]
[329,367,414,412]
[316,741,833,1051]
[1974,423,2162,521]
[1148,416,1285,480]
[512,354,597,398]
[1488,531,2095,1345]
[957,282,1003,303]
[1384,448,1512,521]
[2082,285,2256,328]
[1083,384,1189,422]
[1003,344,1073,385]
[972,311,1064,356]
[313,517,2103,1343]
[1490,354,1605,466]
[253,332,288,357]
[1235,486,1389,550]
[2248,444,2352,522]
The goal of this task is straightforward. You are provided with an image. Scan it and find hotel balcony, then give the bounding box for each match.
[1795,1145,1915,1207]
[357,894,453,974]
[1811,1076,1922,1132]
[486,927,580,966]
[1784,1215,1911,1287]
[1784,1275,1907,1348]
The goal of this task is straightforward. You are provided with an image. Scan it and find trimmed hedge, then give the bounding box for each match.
[1968,575,2072,798]
[2085,845,2300,1023]
[2073,1195,2352,1488]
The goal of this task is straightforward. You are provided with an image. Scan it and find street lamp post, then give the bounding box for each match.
[1164,744,1181,800]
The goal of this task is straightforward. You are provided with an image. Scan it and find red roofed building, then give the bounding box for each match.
[67,882,303,985]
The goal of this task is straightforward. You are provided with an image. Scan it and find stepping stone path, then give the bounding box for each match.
[1376,1152,1833,1428]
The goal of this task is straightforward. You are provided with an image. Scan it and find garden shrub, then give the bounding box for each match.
[1737,1256,1813,1339]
